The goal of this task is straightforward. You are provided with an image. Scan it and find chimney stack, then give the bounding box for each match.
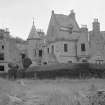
[69,10,75,19]
[92,18,100,33]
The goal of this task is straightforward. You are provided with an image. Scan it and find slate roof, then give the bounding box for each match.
[28,21,40,40]
[47,10,80,42]
[54,12,80,32]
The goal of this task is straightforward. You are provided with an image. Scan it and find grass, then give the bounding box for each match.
[0,78,105,104]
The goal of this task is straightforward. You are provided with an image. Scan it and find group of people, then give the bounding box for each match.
[8,53,32,80]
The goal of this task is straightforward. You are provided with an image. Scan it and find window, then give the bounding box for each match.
[68,28,73,33]
[0,33,3,39]
[64,44,68,52]
[47,48,49,53]
[0,66,4,71]
[96,60,104,64]
[68,61,72,63]
[0,53,4,60]
[43,62,47,65]
[82,59,87,63]
[2,45,4,49]
[52,45,54,53]
[39,50,42,57]
[34,49,36,56]
[68,25,73,33]
[81,43,86,51]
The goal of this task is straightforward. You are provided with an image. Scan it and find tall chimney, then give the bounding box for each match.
[92,18,100,33]
[69,10,75,19]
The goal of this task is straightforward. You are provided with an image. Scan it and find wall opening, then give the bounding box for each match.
[47,48,49,53]
[0,66,4,71]
[39,50,42,57]
[64,43,68,52]
[43,62,47,65]
[68,61,72,63]
[52,45,54,53]
[81,43,86,51]
[2,45,4,49]
[0,53,4,60]
[96,60,104,64]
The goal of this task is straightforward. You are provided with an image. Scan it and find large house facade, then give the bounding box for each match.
[1,10,105,72]
[17,20,46,66]
[17,10,105,65]
[44,10,89,64]
[89,19,105,64]
[43,10,105,64]
[0,29,23,72]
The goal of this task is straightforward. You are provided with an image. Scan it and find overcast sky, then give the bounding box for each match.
[0,0,105,39]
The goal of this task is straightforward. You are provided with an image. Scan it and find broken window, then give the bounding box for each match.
[0,66,4,71]
[81,43,86,51]
[39,50,42,57]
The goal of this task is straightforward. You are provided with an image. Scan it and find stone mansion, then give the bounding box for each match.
[1,10,105,72]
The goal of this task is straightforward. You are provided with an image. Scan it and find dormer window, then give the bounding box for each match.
[68,27,73,33]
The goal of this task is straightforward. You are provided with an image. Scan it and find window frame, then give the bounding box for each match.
[39,50,42,57]
[0,65,4,71]
[0,53,4,60]
[81,43,86,52]
[52,45,54,53]
[64,43,68,52]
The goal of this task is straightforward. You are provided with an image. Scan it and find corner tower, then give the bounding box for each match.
[27,20,41,65]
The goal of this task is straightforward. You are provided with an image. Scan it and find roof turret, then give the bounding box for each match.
[28,19,40,40]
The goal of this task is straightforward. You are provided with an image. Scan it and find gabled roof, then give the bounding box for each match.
[28,20,40,40]
[46,10,80,42]
[53,10,80,32]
